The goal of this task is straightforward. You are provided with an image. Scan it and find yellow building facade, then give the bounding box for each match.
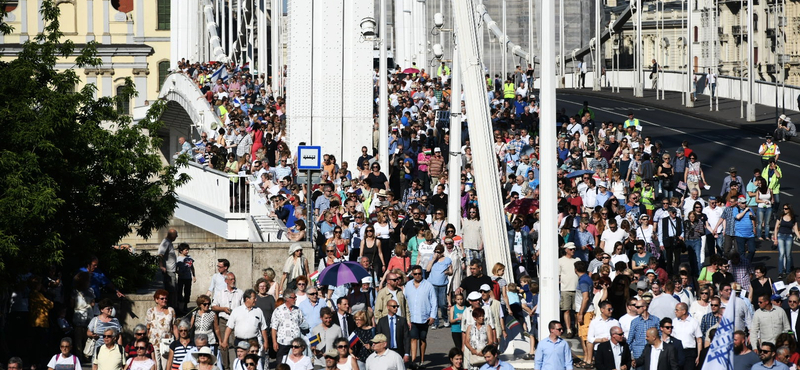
[0,0,172,111]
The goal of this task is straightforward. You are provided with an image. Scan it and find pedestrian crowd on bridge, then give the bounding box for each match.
[7,56,800,370]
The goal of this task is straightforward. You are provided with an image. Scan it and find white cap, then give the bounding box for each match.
[434,147,441,152]
[361,276,372,284]
[467,292,482,301]
[479,284,491,292]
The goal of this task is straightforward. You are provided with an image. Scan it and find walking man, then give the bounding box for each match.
[404,265,437,366]
[534,321,573,370]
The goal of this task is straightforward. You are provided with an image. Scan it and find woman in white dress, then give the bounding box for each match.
[127,339,157,370]
[282,338,313,370]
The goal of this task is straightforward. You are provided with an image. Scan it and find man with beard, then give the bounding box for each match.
[733,330,759,370]
[752,342,789,370]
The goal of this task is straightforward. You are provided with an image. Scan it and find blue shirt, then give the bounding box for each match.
[534,336,572,370]
[481,360,515,370]
[734,207,755,238]
[404,279,437,324]
[428,257,452,286]
[78,267,113,298]
[298,299,324,331]
[627,315,661,359]
[751,362,789,370]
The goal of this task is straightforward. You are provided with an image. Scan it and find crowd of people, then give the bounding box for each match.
[6,54,800,370]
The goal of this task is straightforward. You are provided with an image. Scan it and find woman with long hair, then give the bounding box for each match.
[360,226,385,274]
[279,245,310,296]
[755,177,774,240]
[684,153,707,195]
[688,285,712,319]
[773,204,800,278]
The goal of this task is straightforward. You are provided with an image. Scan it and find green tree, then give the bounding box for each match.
[0,0,189,289]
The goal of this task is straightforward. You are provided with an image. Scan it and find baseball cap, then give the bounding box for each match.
[479,284,491,292]
[645,269,656,276]
[324,349,339,359]
[237,341,250,350]
[637,281,648,290]
[738,196,747,203]
[371,334,387,343]
[434,147,441,152]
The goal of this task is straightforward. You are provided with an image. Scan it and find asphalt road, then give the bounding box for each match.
[559,92,800,280]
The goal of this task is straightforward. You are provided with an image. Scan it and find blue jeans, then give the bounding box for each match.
[736,236,757,262]
[685,238,702,275]
[433,284,448,327]
[757,206,773,239]
[777,233,794,274]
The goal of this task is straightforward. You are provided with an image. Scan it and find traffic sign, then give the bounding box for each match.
[297,146,322,170]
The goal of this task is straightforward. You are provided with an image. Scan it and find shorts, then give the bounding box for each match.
[409,323,430,340]
[578,311,595,340]
[560,291,576,311]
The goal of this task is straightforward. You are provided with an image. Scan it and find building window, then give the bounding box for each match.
[694,27,698,43]
[157,0,170,30]
[116,86,130,115]
[158,61,170,91]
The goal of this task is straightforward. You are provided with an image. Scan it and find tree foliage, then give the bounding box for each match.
[0,0,189,288]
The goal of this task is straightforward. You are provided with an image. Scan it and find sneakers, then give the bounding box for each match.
[442,322,451,328]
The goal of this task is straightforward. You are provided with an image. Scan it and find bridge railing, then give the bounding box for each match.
[554,69,799,110]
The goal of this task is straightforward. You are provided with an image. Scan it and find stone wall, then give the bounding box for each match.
[120,241,311,333]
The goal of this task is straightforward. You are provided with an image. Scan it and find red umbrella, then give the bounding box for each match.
[504,198,539,216]
[402,68,420,74]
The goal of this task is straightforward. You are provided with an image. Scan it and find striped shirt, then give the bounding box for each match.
[168,340,196,370]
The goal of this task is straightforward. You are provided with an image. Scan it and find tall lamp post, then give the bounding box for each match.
[747,0,755,120]
[593,0,601,91]
[634,0,643,97]
[360,14,388,172]
[686,0,694,107]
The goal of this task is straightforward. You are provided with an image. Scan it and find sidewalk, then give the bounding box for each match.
[562,87,799,141]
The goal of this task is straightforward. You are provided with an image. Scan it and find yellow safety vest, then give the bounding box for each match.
[761,143,777,159]
[503,83,516,99]
[641,188,655,210]
[624,118,640,129]
[486,77,493,89]
[438,65,450,77]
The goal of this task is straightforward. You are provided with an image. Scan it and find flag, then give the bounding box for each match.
[505,317,521,331]
[308,333,321,347]
[348,332,359,348]
[702,292,735,370]
[309,270,320,285]
[211,65,228,83]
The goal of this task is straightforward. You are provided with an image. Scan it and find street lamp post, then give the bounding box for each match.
[379,1,389,172]
[686,0,694,107]
[634,0,643,97]
[747,0,755,121]
[593,0,601,91]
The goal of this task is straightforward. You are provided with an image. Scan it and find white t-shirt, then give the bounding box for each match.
[704,205,725,233]
[47,354,79,370]
[600,229,628,254]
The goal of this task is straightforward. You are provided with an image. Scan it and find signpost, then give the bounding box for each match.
[297,146,322,246]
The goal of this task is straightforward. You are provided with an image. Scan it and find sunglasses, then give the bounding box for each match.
[245,363,257,367]
[662,326,673,329]
[136,346,148,350]
[291,345,303,349]
[388,304,399,308]
[336,345,348,349]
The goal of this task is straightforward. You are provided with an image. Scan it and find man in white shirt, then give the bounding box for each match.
[587,301,621,357]
[681,189,706,219]
[703,197,725,256]
[558,244,581,338]
[365,334,405,370]
[207,259,231,297]
[672,303,702,370]
[599,219,628,254]
[222,289,268,354]
[212,272,244,368]
[648,282,678,320]
[619,298,639,337]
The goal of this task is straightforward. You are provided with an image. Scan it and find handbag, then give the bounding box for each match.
[83,319,98,358]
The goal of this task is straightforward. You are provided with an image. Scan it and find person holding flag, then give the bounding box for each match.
[702,291,740,370]
[310,308,341,367]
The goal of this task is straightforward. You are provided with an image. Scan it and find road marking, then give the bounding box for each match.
[557,98,800,170]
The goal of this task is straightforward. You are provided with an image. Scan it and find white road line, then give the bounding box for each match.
[557,98,800,170]
[783,192,794,197]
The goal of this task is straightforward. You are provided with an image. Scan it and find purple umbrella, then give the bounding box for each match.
[317,261,369,287]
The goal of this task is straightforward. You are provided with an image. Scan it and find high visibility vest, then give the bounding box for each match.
[486,77,493,89]
[641,188,655,210]
[761,143,777,159]
[438,65,450,77]
[503,83,516,99]
[624,118,640,129]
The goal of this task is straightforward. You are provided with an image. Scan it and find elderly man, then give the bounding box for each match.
[222,289,268,355]
[777,346,797,370]
[405,265,437,366]
[212,272,243,368]
[270,289,306,362]
[298,285,324,331]
[365,334,405,370]
[93,328,125,370]
[751,293,791,349]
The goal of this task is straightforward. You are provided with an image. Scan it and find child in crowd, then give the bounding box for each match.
[176,243,196,314]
